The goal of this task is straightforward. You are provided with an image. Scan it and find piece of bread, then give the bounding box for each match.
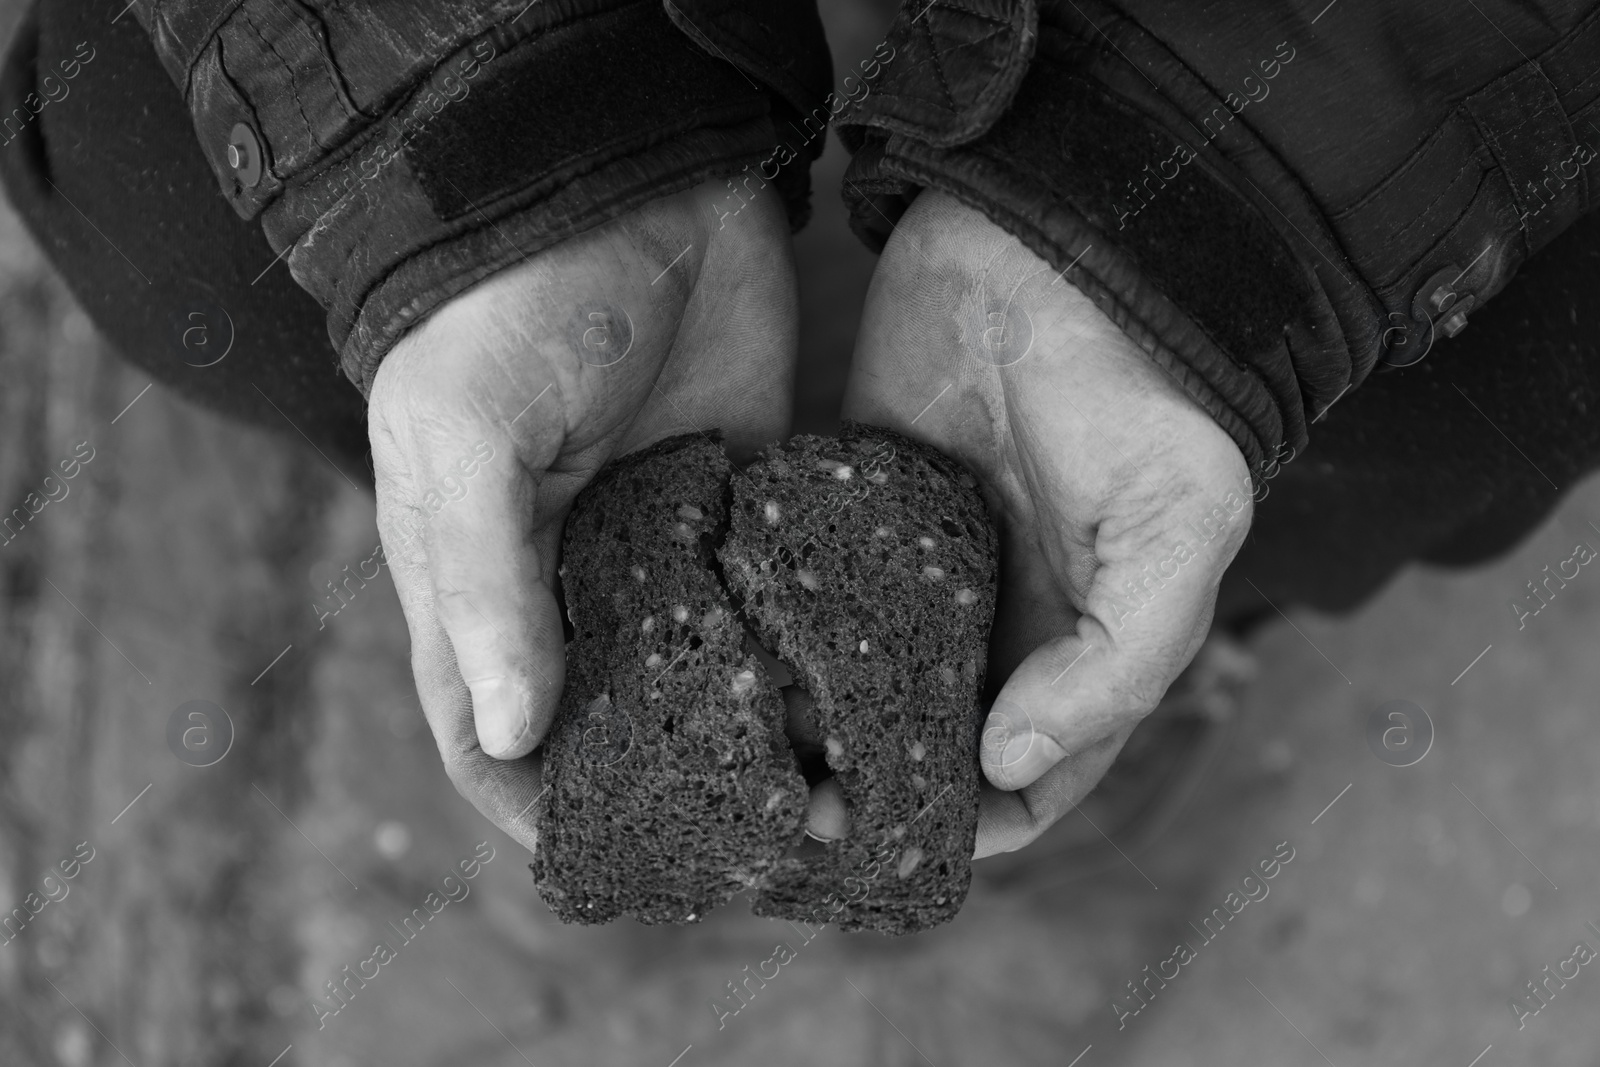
[534,424,997,934]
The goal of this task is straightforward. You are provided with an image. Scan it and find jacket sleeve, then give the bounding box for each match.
[836,0,1600,475]
[131,0,832,394]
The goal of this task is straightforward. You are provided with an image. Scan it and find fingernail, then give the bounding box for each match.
[805,778,849,841]
[982,697,1036,773]
[1000,731,1035,770]
[980,712,1012,765]
[472,677,532,758]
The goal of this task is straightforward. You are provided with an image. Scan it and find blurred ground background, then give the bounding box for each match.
[3,2,1600,1065]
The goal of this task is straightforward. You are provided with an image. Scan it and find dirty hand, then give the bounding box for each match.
[842,191,1254,858]
[368,177,798,851]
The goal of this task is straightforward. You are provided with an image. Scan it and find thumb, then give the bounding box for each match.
[981,479,1253,793]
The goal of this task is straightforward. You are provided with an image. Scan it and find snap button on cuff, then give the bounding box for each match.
[227,122,262,189]
[1439,296,1477,337]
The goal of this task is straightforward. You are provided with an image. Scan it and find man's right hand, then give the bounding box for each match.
[367,177,800,852]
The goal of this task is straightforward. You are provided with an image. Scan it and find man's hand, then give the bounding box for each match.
[368,177,798,851]
[843,192,1254,859]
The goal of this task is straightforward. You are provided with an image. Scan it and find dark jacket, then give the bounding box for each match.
[122,0,1600,475]
[839,0,1600,473]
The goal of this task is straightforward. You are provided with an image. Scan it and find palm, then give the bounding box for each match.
[843,192,1251,857]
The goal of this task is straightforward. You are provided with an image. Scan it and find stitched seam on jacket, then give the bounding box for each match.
[1366,155,1481,257]
[1371,169,1491,294]
[1539,2,1600,76]
[869,23,1013,121]
[915,13,962,116]
[929,0,1011,28]
[1330,117,1460,220]
[292,0,358,121]
[156,0,249,79]
[238,6,318,147]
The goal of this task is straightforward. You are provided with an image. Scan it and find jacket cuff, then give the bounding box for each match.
[137,0,831,394]
[836,1,1360,473]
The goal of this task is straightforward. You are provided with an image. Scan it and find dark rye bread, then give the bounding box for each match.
[532,434,808,924]
[725,425,997,933]
[534,425,997,934]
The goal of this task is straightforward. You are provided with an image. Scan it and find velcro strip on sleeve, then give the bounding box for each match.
[405,2,768,222]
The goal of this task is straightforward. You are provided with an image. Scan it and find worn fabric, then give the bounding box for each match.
[125,0,833,394]
[838,0,1600,475]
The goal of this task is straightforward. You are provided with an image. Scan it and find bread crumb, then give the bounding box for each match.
[764,500,781,525]
[940,667,958,685]
[954,588,977,606]
[866,469,889,485]
[833,465,854,481]
[874,526,891,538]
[911,774,927,790]
[672,605,689,623]
[909,741,926,761]
[797,568,819,591]
[923,565,946,580]
[702,606,726,628]
[858,640,869,654]
[918,536,936,550]
[641,615,656,633]
[645,653,663,668]
[631,565,647,582]
[673,521,694,540]
[676,505,703,521]
[825,737,844,760]
[731,669,756,693]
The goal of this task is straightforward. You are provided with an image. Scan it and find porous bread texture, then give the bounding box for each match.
[533,434,808,925]
[725,425,996,933]
[535,425,997,934]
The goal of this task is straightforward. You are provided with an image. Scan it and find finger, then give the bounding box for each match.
[371,431,545,851]
[974,731,1127,858]
[806,778,849,841]
[421,454,567,759]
